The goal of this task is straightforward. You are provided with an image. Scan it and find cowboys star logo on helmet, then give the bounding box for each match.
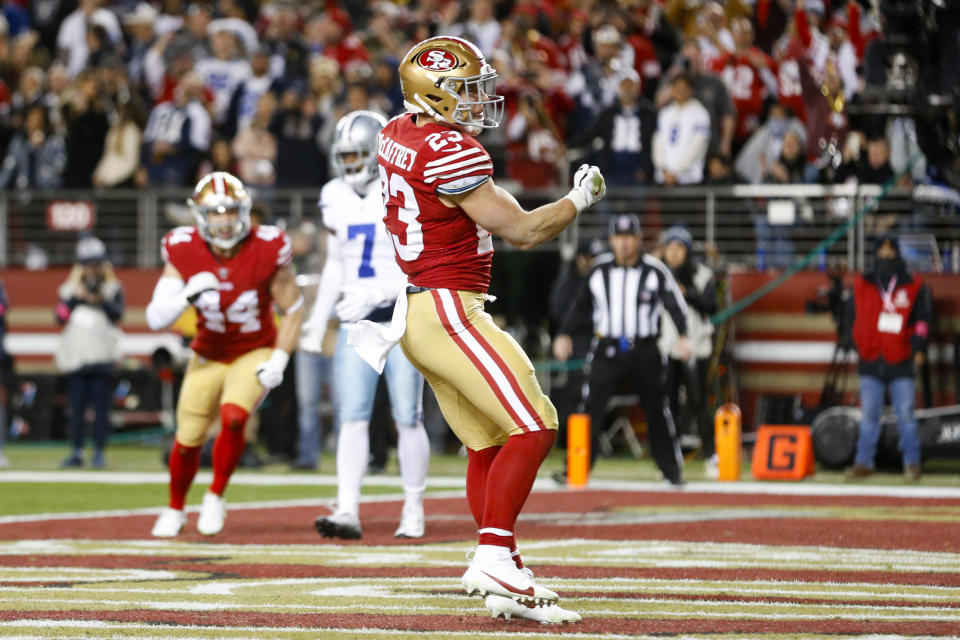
[187,171,253,250]
[399,36,504,135]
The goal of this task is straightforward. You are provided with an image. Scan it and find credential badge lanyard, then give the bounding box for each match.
[880,276,898,314]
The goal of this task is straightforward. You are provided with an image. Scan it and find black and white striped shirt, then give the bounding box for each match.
[561,253,689,341]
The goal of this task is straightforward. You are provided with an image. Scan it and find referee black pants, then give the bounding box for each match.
[582,338,683,484]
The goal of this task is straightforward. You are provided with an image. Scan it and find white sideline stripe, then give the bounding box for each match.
[734,340,848,364]
[424,147,482,167]
[0,620,647,640]
[4,471,960,499]
[4,596,959,619]
[0,471,466,488]
[0,490,467,525]
[436,289,540,431]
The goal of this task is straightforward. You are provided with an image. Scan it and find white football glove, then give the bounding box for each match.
[564,164,607,213]
[183,271,220,304]
[255,349,290,390]
[335,283,386,323]
[298,321,325,354]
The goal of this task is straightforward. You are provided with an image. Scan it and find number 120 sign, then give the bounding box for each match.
[47,201,96,231]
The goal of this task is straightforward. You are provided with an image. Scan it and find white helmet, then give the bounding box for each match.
[187,171,252,250]
[331,110,387,189]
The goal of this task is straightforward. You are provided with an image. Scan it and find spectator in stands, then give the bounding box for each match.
[223,45,277,140]
[269,87,325,187]
[195,26,251,129]
[571,69,656,186]
[55,237,124,469]
[505,88,565,188]
[197,136,238,178]
[0,102,66,190]
[169,2,212,63]
[658,224,718,475]
[449,0,500,59]
[704,152,738,184]
[566,25,633,138]
[262,0,308,85]
[92,99,145,188]
[56,0,121,77]
[735,103,808,184]
[652,72,711,186]
[846,235,931,480]
[232,91,277,188]
[139,71,211,186]
[695,1,734,68]
[122,2,158,100]
[369,57,404,117]
[711,17,777,148]
[658,41,736,159]
[762,130,813,184]
[62,70,109,188]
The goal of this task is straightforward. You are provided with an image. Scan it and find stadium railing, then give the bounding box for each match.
[1,184,957,271]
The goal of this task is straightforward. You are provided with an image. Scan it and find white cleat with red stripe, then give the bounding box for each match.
[462,545,558,606]
[485,595,582,624]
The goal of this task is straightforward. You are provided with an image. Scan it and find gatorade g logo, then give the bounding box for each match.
[417,48,458,71]
[767,434,797,470]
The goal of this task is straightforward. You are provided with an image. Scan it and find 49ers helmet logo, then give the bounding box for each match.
[416,48,458,71]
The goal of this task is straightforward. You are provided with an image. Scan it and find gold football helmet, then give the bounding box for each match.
[399,36,504,133]
[187,171,252,249]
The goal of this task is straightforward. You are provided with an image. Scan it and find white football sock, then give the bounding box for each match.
[335,420,369,516]
[396,421,430,506]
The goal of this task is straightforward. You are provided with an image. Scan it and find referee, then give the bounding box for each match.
[553,214,691,485]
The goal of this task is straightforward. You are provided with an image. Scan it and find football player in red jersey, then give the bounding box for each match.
[145,171,303,537]
[370,36,605,623]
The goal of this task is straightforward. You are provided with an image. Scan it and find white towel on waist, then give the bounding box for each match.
[347,290,409,374]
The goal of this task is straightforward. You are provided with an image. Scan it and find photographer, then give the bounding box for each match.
[55,237,124,468]
[845,235,931,480]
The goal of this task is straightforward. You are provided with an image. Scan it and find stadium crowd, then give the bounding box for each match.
[0,0,939,195]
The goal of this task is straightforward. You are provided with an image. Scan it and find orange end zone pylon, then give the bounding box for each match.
[714,404,742,481]
[567,413,590,488]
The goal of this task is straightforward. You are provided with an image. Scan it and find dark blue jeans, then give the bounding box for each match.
[67,364,115,451]
[855,374,921,468]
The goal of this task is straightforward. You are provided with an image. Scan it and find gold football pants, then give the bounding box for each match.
[175,347,272,447]
[401,289,557,450]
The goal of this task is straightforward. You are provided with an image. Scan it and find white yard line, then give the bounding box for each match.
[3,471,959,499]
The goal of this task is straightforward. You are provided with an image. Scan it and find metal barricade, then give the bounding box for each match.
[0,184,955,269]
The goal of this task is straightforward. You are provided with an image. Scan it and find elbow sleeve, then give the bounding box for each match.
[145,277,189,330]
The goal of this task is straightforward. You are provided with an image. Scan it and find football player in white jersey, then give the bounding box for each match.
[303,110,430,539]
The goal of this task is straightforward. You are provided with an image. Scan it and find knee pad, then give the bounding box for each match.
[220,403,249,433]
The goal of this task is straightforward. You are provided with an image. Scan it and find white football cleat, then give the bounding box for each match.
[462,545,558,606]
[196,492,226,536]
[151,507,186,538]
[394,501,425,539]
[315,510,362,540]
[485,595,582,624]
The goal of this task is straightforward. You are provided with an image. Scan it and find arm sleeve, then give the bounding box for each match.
[426,143,494,195]
[145,276,189,330]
